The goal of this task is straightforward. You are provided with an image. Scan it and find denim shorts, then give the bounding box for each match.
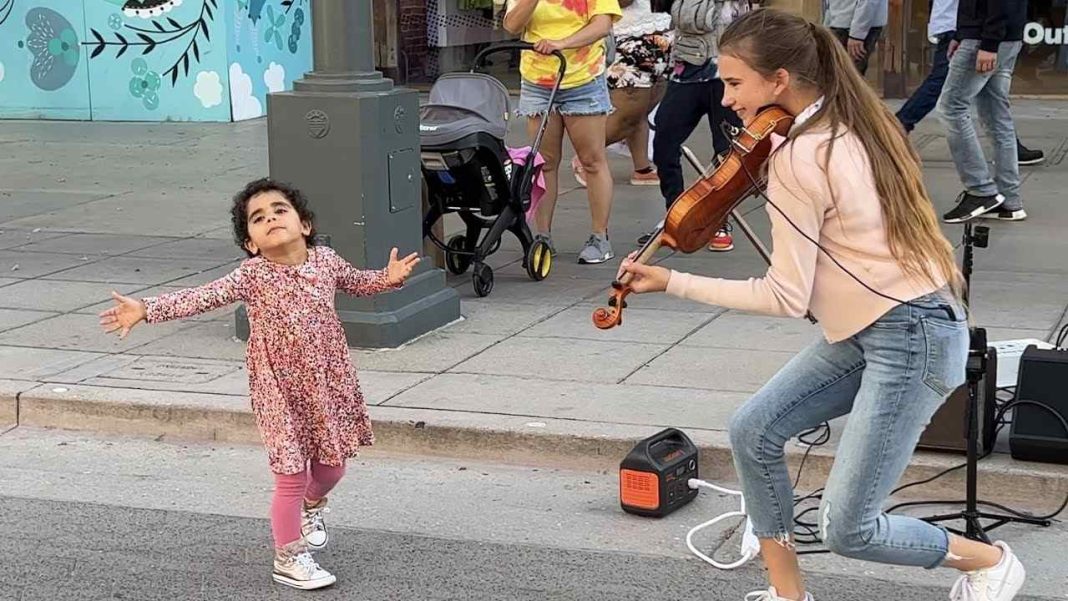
[516,74,613,117]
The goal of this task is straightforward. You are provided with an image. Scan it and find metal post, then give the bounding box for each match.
[236,0,460,348]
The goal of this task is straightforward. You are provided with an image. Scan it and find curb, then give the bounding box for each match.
[7,383,1068,511]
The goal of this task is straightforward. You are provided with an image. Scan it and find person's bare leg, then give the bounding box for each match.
[605,87,647,147]
[527,111,564,234]
[626,115,653,172]
[943,534,1005,571]
[573,87,647,183]
[760,539,807,600]
[564,113,612,234]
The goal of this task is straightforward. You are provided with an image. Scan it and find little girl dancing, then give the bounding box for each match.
[99,178,420,590]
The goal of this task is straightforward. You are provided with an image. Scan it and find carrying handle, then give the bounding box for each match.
[643,427,685,451]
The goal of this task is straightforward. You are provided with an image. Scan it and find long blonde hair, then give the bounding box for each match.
[719,9,964,301]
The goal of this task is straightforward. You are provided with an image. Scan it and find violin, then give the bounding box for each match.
[592,105,795,329]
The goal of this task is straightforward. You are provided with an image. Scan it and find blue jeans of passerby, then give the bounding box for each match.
[937,40,1023,211]
[897,31,954,132]
[728,292,969,568]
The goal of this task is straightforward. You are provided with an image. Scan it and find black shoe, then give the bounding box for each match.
[977,207,1028,221]
[1017,141,1045,166]
[636,219,665,245]
[942,192,1004,223]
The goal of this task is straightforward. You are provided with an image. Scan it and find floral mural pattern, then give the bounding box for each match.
[0,0,13,26]
[86,0,217,86]
[0,0,311,121]
[22,7,80,90]
[128,57,161,109]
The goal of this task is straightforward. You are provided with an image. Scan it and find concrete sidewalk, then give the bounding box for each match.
[1,98,1067,511]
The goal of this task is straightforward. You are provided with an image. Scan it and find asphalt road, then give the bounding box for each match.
[0,494,1055,601]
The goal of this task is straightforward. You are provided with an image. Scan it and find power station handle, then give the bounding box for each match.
[642,427,683,452]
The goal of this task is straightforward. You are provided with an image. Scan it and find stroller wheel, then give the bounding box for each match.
[472,263,494,297]
[525,239,552,281]
[446,235,472,275]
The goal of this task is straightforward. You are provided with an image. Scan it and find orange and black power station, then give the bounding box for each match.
[619,428,699,517]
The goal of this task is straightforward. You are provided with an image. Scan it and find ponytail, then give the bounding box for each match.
[719,9,964,302]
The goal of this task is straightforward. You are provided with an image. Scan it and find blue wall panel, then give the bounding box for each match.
[0,0,92,120]
[225,0,311,122]
[0,0,312,121]
[84,0,231,121]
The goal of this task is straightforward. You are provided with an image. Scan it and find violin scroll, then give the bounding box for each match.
[591,281,631,329]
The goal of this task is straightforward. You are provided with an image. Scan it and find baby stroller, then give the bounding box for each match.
[420,42,564,297]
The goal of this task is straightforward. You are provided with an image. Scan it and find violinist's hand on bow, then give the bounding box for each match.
[617,251,671,294]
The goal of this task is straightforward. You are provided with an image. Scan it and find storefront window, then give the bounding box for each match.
[903,0,1068,96]
[401,0,1068,96]
[1018,0,1068,94]
[424,0,519,88]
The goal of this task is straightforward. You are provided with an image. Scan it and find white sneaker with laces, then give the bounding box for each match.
[745,587,814,601]
[301,498,330,550]
[949,541,1026,601]
[273,541,336,590]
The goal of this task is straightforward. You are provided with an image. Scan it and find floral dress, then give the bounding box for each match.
[143,246,399,474]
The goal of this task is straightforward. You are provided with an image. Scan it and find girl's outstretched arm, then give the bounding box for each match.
[134,268,244,325]
[325,246,418,297]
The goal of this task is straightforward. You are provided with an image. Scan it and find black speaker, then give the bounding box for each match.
[917,346,998,455]
[1009,346,1068,465]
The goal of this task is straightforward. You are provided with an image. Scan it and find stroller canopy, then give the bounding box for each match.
[420,72,510,147]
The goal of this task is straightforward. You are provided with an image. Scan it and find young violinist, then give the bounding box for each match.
[617,8,1026,601]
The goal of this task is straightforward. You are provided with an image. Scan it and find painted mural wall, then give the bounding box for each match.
[0,0,312,121]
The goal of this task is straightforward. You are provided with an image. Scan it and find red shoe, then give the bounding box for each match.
[708,226,734,252]
[629,168,659,186]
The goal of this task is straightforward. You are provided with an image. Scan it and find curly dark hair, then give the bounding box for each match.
[231,178,317,257]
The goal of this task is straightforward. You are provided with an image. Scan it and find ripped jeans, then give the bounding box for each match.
[729,292,968,568]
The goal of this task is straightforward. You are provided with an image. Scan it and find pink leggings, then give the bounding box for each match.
[271,460,346,548]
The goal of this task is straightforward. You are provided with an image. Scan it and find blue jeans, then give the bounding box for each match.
[897,32,954,132]
[937,40,1023,210]
[729,292,969,568]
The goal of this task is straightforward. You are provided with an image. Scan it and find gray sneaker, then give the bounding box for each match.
[534,233,557,257]
[578,234,614,264]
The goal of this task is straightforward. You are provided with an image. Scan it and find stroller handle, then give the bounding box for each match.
[472,42,567,88]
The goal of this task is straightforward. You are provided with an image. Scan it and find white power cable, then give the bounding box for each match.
[685,478,760,570]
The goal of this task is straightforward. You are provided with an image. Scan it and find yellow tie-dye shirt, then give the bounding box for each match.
[508,0,623,89]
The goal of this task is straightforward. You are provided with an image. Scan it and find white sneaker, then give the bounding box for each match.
[273,541,336,590]
[301,498,330,550]
[949,541,1025,601]
[745,587,814,601]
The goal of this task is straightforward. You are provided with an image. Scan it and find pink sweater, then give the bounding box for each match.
[665,126,944,343]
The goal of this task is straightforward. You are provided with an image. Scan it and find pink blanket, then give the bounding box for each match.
[507,146,546,223]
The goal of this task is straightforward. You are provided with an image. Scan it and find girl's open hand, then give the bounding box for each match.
[99,291,147,339]
[386,247,420,285]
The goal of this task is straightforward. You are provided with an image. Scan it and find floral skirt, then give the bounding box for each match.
[606,32,673,90]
